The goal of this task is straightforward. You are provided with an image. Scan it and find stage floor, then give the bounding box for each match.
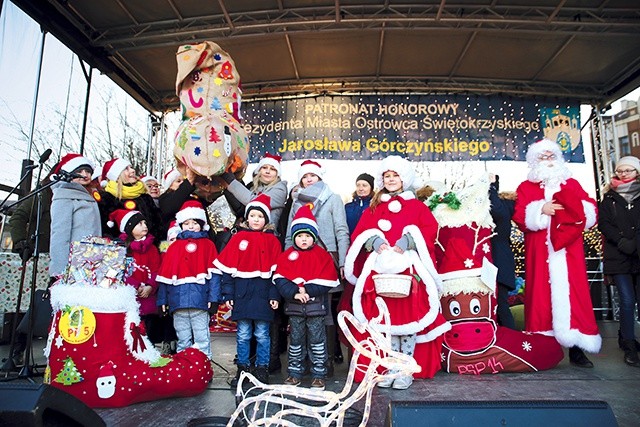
[2,320,639,426]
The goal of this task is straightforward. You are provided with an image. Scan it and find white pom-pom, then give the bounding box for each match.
[107,220,115,228]
[378,219,392,231]
[380,193,391,202]
[388,200,402,213]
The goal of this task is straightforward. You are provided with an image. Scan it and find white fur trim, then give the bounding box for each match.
[344,228,386,284]
[439,268,483,282]
[440,276,493,296]
[380,193,391,202]
[213,258,275,279]
[430,178,494,228]
[547,239,602,352]
[306,278,340,288]
[156,267,220,285]
[291,217,318,229]
[298,161,323,182]
[119,210,138,233]
[524,199,550,231]
[245,200,271,222]
[176,206,207,225]
[582,200,597,229]
[123,310,162,363]
[416,321,452,343]
[61,155,93,173]
[376,155,423,190]
[51,283,140,313]
[162,169,181,189]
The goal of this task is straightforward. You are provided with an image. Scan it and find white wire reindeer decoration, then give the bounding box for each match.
[226,298,421,427]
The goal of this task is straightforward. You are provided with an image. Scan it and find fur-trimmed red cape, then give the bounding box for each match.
[273,244,339,287]
[214,230,281,278]
[156,236,219,285]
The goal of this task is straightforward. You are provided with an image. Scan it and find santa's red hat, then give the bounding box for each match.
[101,158,131,183]
[175,200,209,230]
[376,155,423,191]
[257,153,282,177]
[298,160,324,182]
[140,175,158,184]
[54,153,94,174]
[245,193,272,222]
[162,169,182,189]
[108,209,145,235]
[291,204,318,242]
[167,220,181,241]
[97,361,116,379]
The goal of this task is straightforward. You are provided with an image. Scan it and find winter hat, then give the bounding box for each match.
[616,156,640,173]
[167,220,181,241]
[140,175,158,185]
[101,158,131,183]
[298,160,324,182]
[175,200,209,231]
[245,193,272,222]
[162,169,182,189]
[257,153,282,177]
[54,153,94,175]
[356,172,375,189]
[107,209,146,236]
[290,203,319,242]
[525,139,564,168]
[376,155,423,190]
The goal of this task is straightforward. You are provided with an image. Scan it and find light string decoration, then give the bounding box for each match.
[226,298,420,427]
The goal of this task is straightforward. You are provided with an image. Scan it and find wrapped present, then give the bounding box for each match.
[64,237,126,288]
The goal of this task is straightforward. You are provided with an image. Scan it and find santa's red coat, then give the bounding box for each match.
[344,191,450,379]
[513,178,601,352]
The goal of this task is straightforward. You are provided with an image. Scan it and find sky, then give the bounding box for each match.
[1,1,639,202]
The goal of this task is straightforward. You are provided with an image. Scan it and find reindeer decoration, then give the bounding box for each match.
[227,298,420,427]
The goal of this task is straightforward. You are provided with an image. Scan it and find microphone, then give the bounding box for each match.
[54,170,84,182]
[39,148,53,164]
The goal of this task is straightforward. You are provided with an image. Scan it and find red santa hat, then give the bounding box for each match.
[525,138,564,168]
[175,200,209,231]
[97,361,116,380]
[549,189,586,251]
[140,175,158,184]
[101,158,131,184]
[162,169,182,190]
[436,225,496,296]
[290,204,319,242]
[245,193,272,222]
[375,155,423,191]
[54,153,94,174]
[257,153,282,177]
[167,220,181,241]
[298,160,324,182]
[107,209,146,235]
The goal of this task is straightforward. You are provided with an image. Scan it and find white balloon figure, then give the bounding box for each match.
[227,298,420,427]
[96,361,116,399]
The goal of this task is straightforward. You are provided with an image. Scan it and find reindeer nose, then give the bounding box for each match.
[475,329,481,333]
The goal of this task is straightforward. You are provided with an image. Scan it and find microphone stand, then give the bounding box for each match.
[0,163,58,380]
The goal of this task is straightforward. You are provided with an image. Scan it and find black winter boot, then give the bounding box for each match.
[230,364,250,389]
[622,340,640,367]
[569,346,594,368]
[618,329,640,351]
[254,365,270,384]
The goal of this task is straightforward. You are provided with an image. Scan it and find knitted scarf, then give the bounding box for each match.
[105,180,147,200]
[610,177,640,203]
[292,181,333,215]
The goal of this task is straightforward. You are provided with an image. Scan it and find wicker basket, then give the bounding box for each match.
[372,274,412,298]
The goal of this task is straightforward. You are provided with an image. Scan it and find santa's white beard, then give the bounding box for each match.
[528,160,572,188]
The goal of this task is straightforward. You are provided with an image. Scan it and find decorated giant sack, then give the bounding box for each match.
[174,41,248,179]
[44,237,212,408]
[430,176,563,374]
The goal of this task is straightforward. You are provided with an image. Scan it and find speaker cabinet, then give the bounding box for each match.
[385,400,617,427]
[0,383,105,427]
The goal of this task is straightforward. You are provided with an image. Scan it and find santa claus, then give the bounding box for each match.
[513,139,600,367]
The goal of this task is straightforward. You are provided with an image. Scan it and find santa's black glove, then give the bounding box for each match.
[208,302,220,315]
[13,241,33,262]
[617,237,636,255]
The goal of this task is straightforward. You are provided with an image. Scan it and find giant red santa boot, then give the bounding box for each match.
[44,238,212,408]
[430,178,564,374]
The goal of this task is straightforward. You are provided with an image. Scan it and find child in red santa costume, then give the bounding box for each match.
[344,155,450,389]
[156,200,221,360]
[274,204,340,390]
[108,209,162,345]
[513,138,600,367]
[214,194,282,386]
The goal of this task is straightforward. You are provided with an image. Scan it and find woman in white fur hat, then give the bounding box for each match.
[344,155,449,389]
[598,155,640,367]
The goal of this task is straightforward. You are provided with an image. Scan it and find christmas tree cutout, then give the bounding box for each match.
[54,356,84,385]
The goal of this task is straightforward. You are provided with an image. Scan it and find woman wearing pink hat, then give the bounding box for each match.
[97,158,162,241]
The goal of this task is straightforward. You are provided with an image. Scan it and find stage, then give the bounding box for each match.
[1,320,638,426]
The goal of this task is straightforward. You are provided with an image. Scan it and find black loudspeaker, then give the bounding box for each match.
[385,400,618,427]
[0,383,105,427]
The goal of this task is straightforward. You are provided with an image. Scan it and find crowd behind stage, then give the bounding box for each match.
[5,140,640,392]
